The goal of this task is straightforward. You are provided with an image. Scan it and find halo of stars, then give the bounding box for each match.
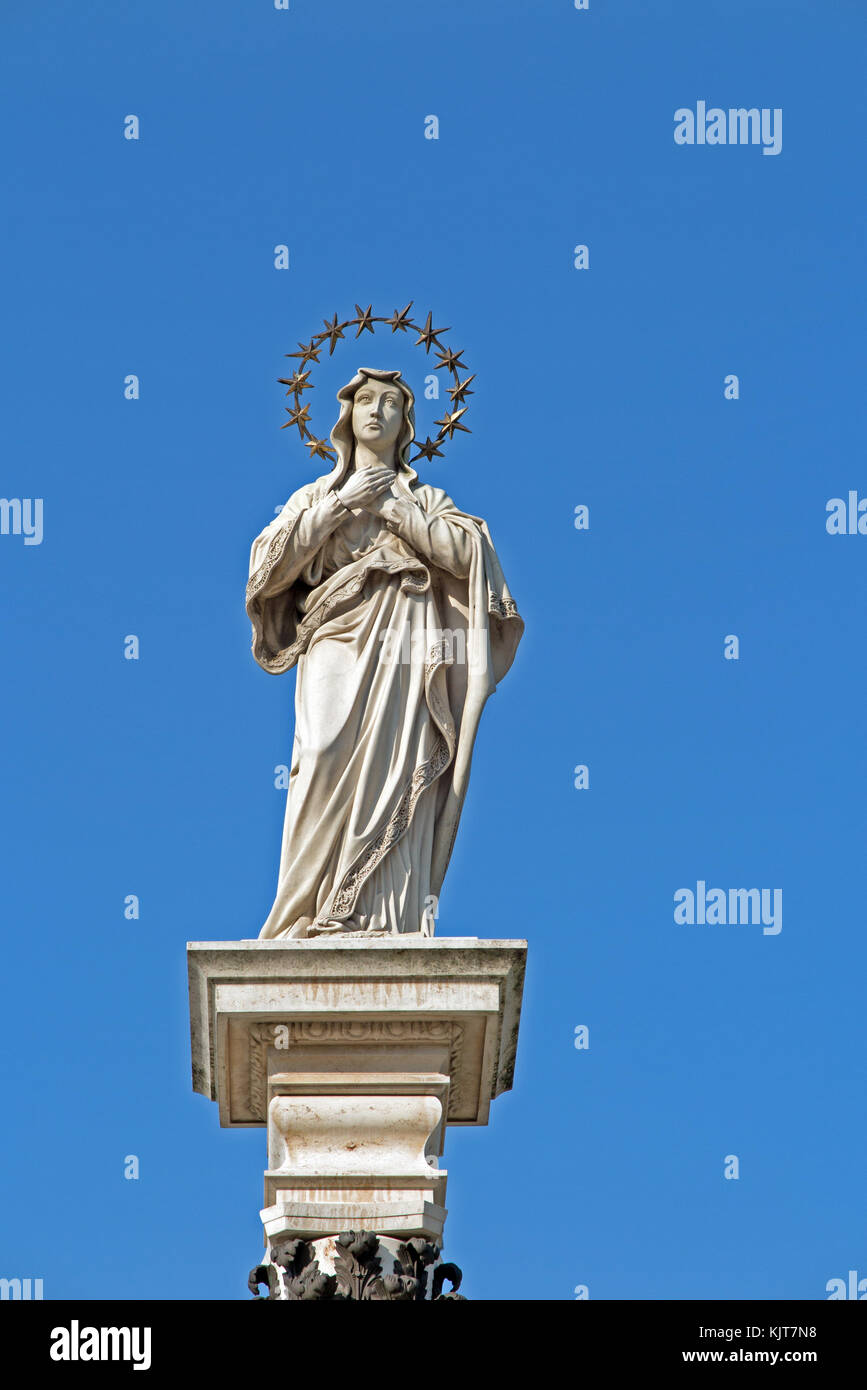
[278,302,475,465]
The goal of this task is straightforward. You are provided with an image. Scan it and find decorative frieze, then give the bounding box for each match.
[247,1018,465,1119]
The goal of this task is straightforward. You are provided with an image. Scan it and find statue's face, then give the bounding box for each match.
[351,377,404,457]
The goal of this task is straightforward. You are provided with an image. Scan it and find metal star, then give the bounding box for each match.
[352,303,376,337]
[434,406,470,440]
[306,436,335,462]
[277,370,312,395]
[321,314,347,355]
[286,340,321,366]
[283,402,311,430]
[386,302,414,333]
[415,311,450,353]
[448,374,476,404]
[410,434,445,462]
[434,344,467,374]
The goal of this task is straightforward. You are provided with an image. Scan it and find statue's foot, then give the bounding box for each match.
[308,917,371,937]
[308,916,395,939]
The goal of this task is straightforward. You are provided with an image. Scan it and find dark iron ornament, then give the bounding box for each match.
[278,302,475,466]
[248,1232,466,1302]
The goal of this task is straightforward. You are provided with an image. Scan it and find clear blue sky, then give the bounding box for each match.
[1,0,864,1300]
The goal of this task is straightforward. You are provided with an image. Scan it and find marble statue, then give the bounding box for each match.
[246,367,522,939]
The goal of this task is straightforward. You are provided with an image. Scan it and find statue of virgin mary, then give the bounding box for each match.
[246,368,522,939]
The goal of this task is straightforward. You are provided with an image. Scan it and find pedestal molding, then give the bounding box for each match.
[187,936,526,1248]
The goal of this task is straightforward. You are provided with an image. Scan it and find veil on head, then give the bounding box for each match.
[323,369,419,489]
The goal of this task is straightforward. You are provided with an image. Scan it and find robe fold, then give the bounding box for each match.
[246,470,522,939]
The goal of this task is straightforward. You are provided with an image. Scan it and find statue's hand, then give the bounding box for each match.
[336,467,394,513]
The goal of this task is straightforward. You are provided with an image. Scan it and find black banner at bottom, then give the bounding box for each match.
[0,1299,862,1374]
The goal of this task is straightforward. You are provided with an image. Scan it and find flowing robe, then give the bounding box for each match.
[246,472,522,939]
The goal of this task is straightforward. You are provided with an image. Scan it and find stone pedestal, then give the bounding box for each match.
[187,937,526,1264]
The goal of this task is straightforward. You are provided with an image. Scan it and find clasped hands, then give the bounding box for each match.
[335,466,401,520]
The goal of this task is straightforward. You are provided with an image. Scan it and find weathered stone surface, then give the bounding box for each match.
[187,937,527,1125]
[187,936,526,1243]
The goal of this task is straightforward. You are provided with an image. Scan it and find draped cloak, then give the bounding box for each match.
[246,447,522,940]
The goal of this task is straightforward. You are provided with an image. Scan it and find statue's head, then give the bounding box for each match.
[328,369,416,484]
[351,375,404,456]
